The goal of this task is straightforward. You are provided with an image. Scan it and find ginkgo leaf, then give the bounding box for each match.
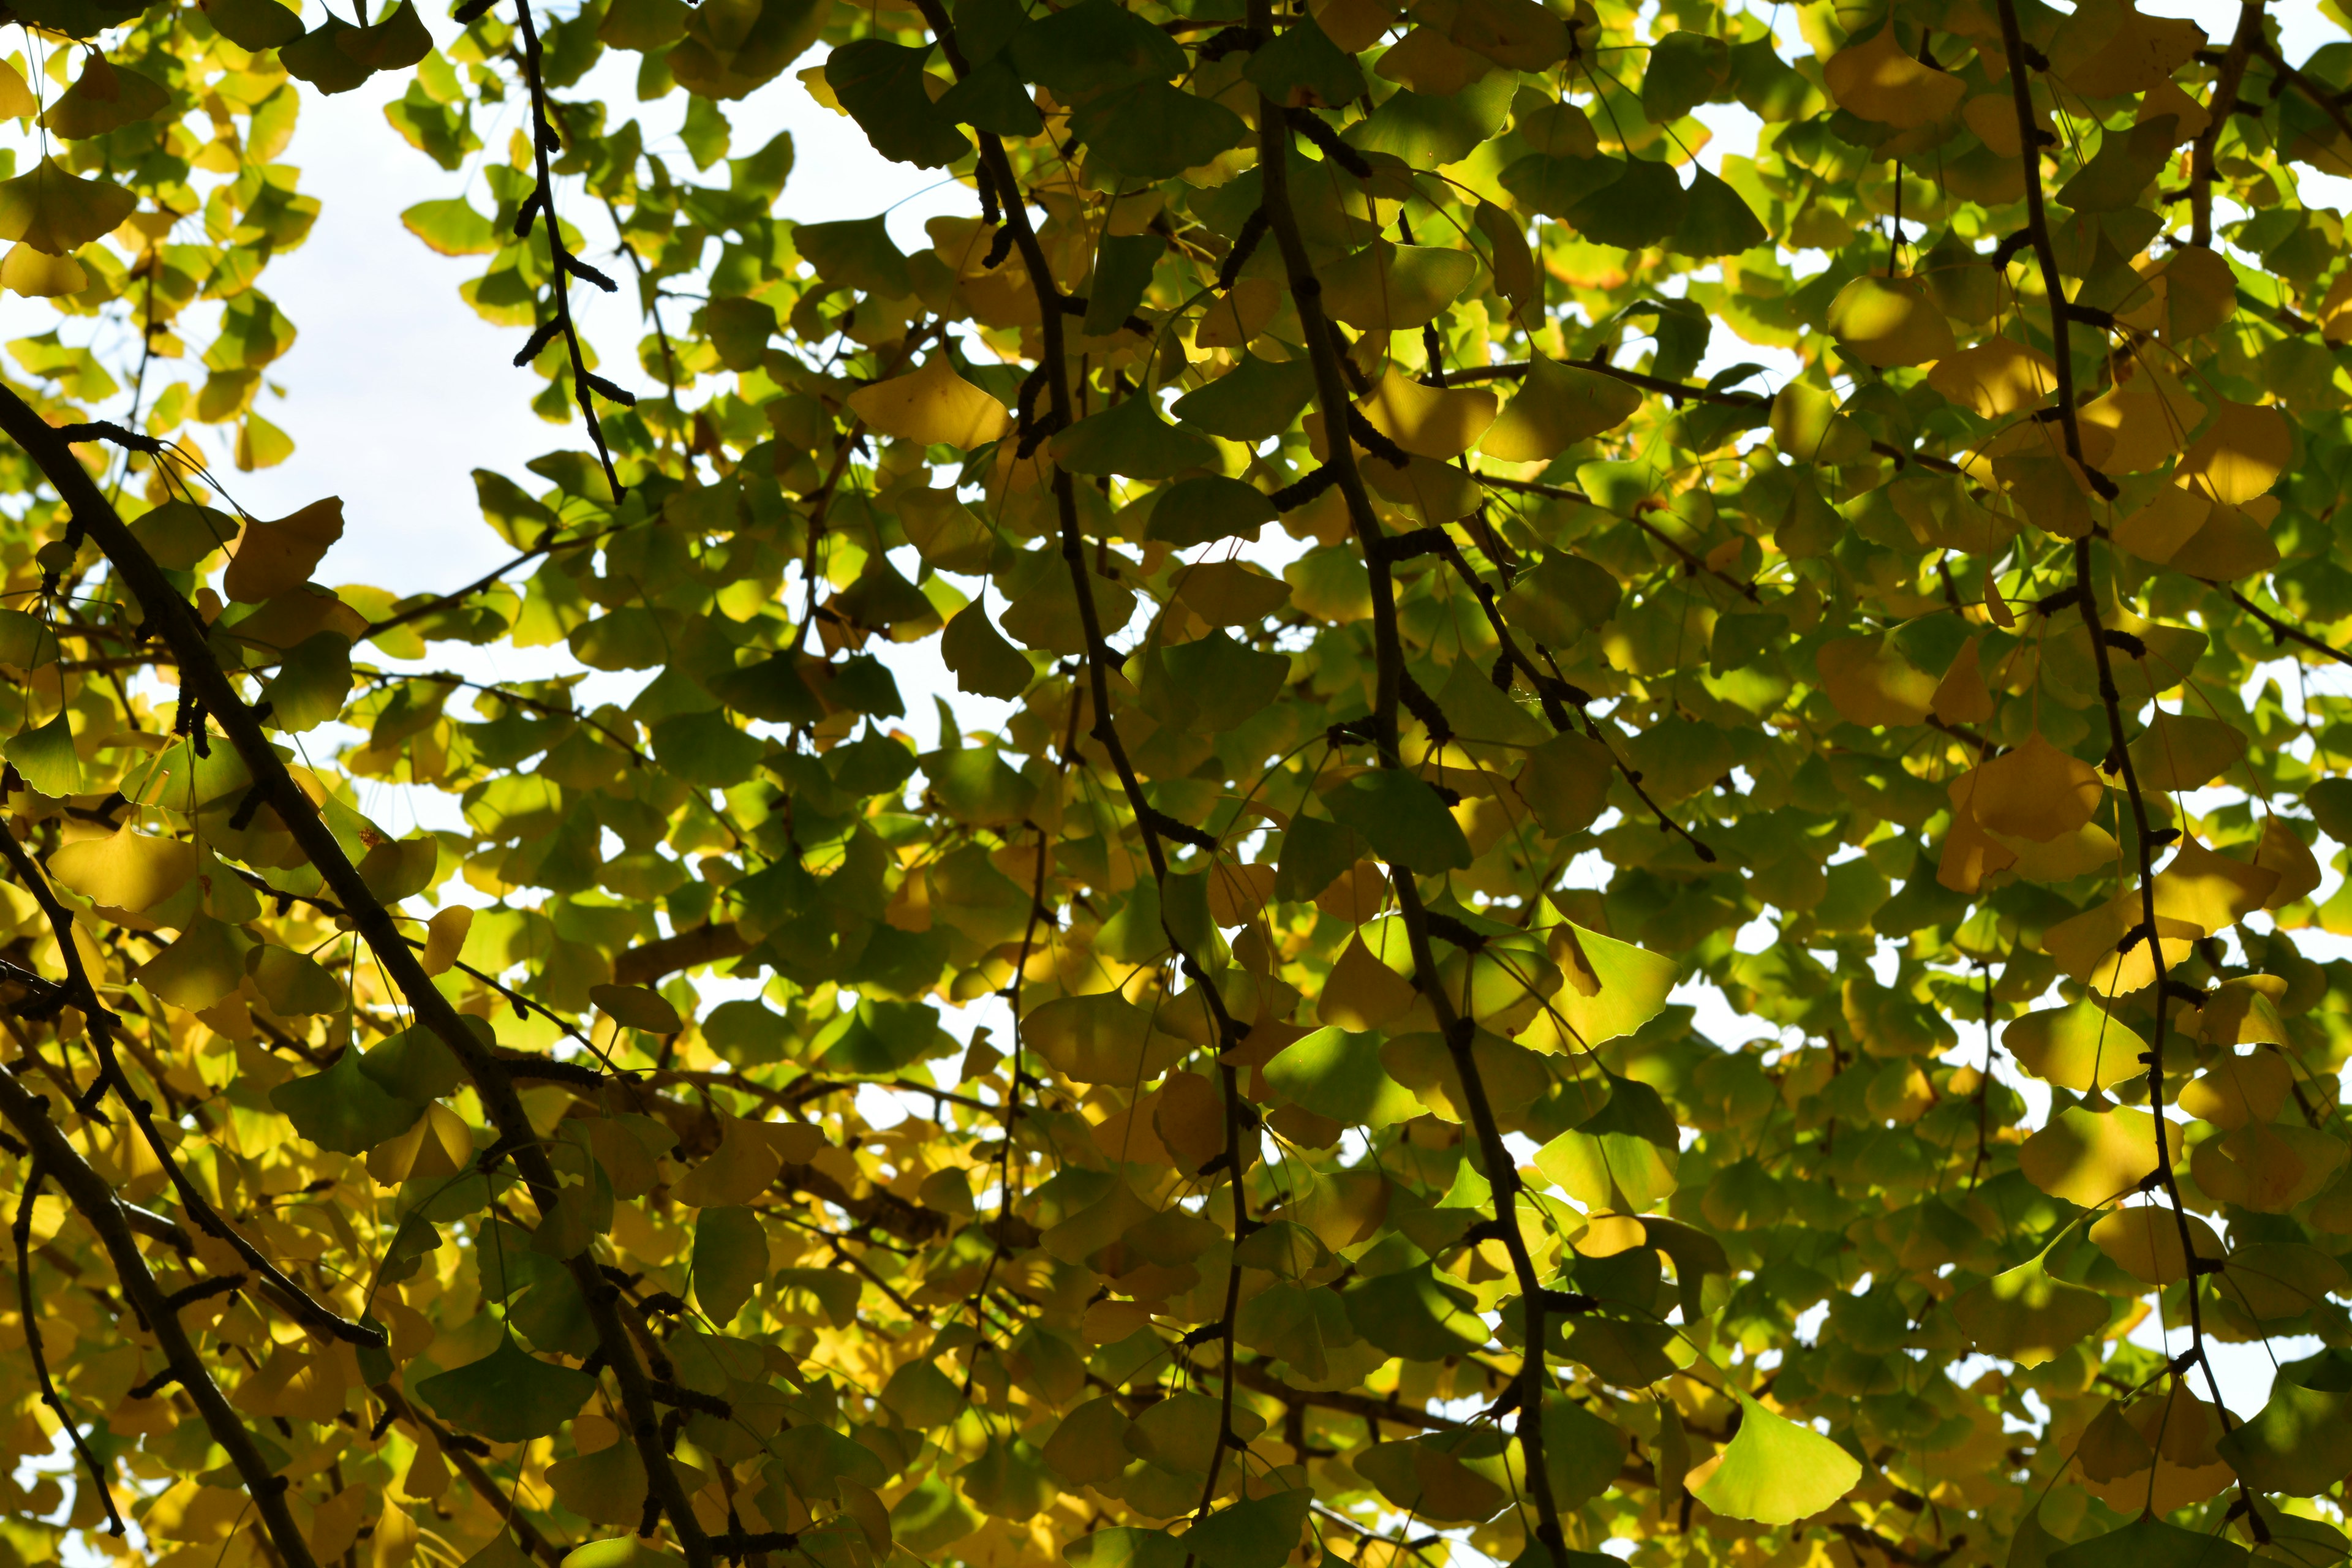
[846,356,1011,448]
[2112,483,2212,564]
[672,1112,784,1206]
[2152,835,2278,935]
[415,1331,597,1442]
[1928,338,2056,417]
[1550,921,1678,1045]
[2130,713,2244,791]
[1264,1027,1420,1129]
[1690,1392,1861,1525]
[0,244,87,298]
[2019,1104,2180,1207]
[2090,1204,2223,1285]
[1321,243,1479,332]
[0,159,137,257]
[1480,353,1642,461]
[224,498,345,603]
[1967,734,2103,842]
[2173,1048,2286,1133]
[48,826,198,913]
[1822,24,1964,128]
[591,982,682,1033]
[42,54,171,139]
[1930,634,1993,725]
[2177,398,2289,505]
[2002,1001,2145,1092]
[1816,634,1936,728]
[1355,368,1498,459]
[1949,1249,2113,1367]
[0,59,33,120]
[1314,932,1419,1030]
[2163,496,2280,579]
[1826,276,1955,367]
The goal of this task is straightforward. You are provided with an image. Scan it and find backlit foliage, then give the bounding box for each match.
[1,1,2351,1568]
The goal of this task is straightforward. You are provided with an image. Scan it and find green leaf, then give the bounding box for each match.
[1183,1490,1311,1568]
[136,916,257,1014]
[1064,1528,1182,1568]
[258,632,353,732]
[1641,31,1731,123]
[1948,1249,2111,1368]
[1243,16,1365,108]
[1082,233,1164,337]
[943,606,1035,699]
[826,40,971,168]
[1691,1391,1861,1525]
[402,198,498,257]
[1144,473,1275,548]
[1352,75,1514,165]
[1322,769,1471,873]
[1345,1264,1488,1359]
[2215,1379,2352,1496]
[1009,0,1186,99]
[415,1331,598,1442]
[1170,355,1316,443]
[934,56,1043,135]
[1668,165,1768,257]
[1051,394,1219,479]
[1565,159,1686,250]
[691,1205,766,1322]
[271,1043,425,1153]
[2003,1001,2146,1091]
[358,1024,469,1102]
[1069,81,1246,181]
[1264,1028,1422,1129]
[4,709,78,797]
[2046,1517,2250,1568]
[794,215,911,296]
[1550,922,1678,1046]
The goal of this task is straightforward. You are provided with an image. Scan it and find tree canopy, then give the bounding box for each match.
[2,1,2352,1567]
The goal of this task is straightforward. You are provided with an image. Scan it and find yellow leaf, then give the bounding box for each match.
[1374,26,1490,93]
[224,498,345,605]
[0,243,85,298]
[0,59,33,121]
[1822,23,1965,128]
[1825,276,1954,368]
[2178,1047,2291,1128]
[2163,495,2279,580]
[1195,276,1280,347]
[1357,367,1498,459]
[422,906,473,976]
[846,355,1012,449]
[2078,386,2198,474]
[2176,398,2288,505]
[2090,1205,2223,1286]
[1173,559,1291,625]
[1317,930,1419,1031]
[673,1112,783,1206]
[2018,1103,2180,1207]
[1929,634,1993,724]
[2160,244,2238,338]
[2189,975,2290,1049]
[2055,0,2206,97]
[0,158,137,257]
[1479,353,1642,462]
[2040,891,2198,993]
[2111,483,2210,565]
[48,825,198,913]
[2192,1122,2346,1213]
[1815,634,1936,728]
[2253,815,2322,907]
[2151,835,2278,935]
[2130,712,2244,792]
[1926,338,2055,417]
[1996,818,2119,884]
[1023,992,1189,1084]
[1968,733,2103,843]
[1936,790,2017,894]
[2001,1000,2144,1092]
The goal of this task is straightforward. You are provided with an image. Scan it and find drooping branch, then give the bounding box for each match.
[0,386,716,1568]
[0,1064,322,1568]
